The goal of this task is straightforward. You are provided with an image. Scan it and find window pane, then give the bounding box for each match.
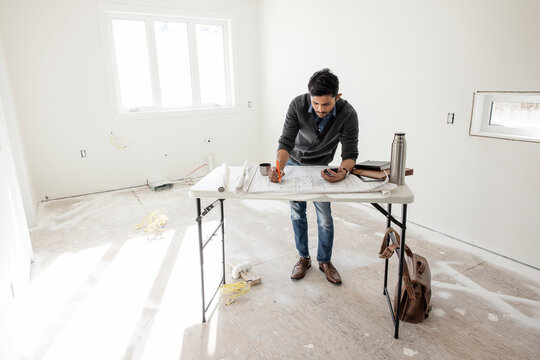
[196,24,227,105]
[154,21,193,107]
[490,102,540,129]
[111,19,153,110]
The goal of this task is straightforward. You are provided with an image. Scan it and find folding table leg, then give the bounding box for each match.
[196,198,227,323]
[383,204,392,294]
[371,201,409,339]
[220,199,226,286]
[196,198,206,323]
[393,204,408,339]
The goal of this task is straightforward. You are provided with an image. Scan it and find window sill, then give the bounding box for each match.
[113,105,239,121]
[469,129,540,143]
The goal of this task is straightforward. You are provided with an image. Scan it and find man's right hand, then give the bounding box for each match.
[270,149,289,183]
[268,167,283,183]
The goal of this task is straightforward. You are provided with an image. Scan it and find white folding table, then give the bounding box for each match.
[189,166,414,339]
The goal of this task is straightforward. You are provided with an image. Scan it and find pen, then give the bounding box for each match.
[276,160,281,183]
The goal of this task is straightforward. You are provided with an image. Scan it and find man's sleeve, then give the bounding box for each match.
[277,99,300,153]
[340,109,359,161]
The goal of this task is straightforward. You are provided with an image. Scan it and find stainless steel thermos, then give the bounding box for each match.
[389,133,406,185]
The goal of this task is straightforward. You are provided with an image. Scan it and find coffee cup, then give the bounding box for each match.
[259,163,271,176]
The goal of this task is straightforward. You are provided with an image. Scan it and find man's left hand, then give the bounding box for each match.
[321,167,347,183]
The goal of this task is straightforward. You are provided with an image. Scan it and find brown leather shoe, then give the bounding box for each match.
[319,262,342,284]
[291,257,311,279]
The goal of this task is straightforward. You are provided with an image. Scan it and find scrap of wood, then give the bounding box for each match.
[240,271,261,285]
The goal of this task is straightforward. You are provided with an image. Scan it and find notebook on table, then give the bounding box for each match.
[355,160,391,171]
[352,167,413,180]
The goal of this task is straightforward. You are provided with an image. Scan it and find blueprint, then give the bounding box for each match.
[240,164,394,194]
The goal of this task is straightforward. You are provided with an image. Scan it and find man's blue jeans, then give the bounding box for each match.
[287,160,334,262]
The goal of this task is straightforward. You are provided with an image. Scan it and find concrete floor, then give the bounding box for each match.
[21,184,540,359]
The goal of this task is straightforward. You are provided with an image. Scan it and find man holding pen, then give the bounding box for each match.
[269,68,359,285]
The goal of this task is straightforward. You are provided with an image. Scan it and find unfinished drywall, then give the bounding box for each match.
[258,0,540,268]
[0,36,36,227]
[0,0,261,200]
[2,0,539,269]
[0,41,33,359]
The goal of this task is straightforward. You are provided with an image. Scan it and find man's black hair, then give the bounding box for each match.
[308,68,340,97]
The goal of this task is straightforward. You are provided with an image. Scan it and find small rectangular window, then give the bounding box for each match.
[489,102,540,128]
[469,91,540,143]
[100,5,235,118]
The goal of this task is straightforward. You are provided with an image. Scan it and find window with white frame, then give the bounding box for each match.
[469,91,540,143]
[100,5,235,117]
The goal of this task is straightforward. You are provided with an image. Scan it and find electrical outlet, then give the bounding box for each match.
[80,149,87,157]
[447,113,455,124]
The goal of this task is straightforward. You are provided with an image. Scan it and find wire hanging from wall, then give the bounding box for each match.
[110,131,128,149]
[176,163,208,185]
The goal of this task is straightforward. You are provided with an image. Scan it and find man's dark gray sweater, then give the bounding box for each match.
[278,93,359,166]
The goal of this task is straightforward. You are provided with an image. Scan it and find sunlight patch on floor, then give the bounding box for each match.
[16,244,111,357]
[139,224,215,359]
[41,231,173,360]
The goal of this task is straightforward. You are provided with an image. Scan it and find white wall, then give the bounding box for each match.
[0,35,36,227]
[0,0,261,200]
[0,40,33,360]
[259,0,540,268]
[2,0,539,269]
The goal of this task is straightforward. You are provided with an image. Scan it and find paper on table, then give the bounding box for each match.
[190,166,225,192]
[234,161,259,192]
[234,161,249,190]
[242,164,393,194]
[242,163,258,192]
[217,162,228,192]
[326,183,397,199]
[240,192,321,200]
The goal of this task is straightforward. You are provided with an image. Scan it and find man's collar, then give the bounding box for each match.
[308,103,337,118]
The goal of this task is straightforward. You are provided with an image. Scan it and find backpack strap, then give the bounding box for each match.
[379,227,413,259]
[417,261,426,275]
[379,227,417,300]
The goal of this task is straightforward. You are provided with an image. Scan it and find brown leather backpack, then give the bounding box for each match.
[379,227,432,323]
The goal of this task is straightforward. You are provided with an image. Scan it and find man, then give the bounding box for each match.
[269,68,359,285]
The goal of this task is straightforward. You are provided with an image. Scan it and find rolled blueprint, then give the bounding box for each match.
[234,161,249,191]
[218,162,228,192]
